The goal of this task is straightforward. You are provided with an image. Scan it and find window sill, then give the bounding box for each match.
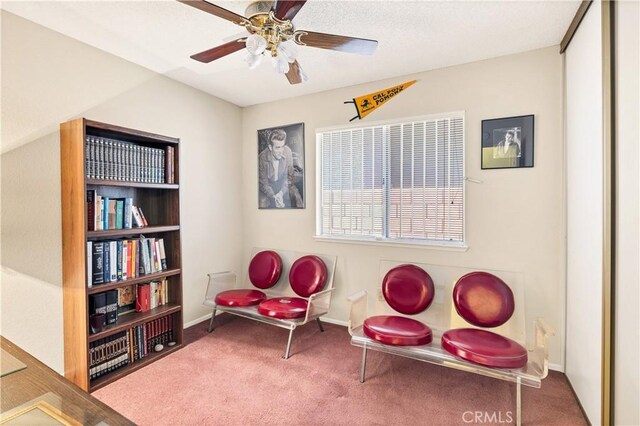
[313,235,469,252]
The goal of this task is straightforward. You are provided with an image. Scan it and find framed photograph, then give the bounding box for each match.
[481,115,534,169]
[257,123,305,209]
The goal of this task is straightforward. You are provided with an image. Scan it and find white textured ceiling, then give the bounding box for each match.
[2,0,579,107]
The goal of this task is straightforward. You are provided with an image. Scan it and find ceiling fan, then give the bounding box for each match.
[178,0,378,84]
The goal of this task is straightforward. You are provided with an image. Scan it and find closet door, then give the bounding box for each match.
[565,1,603,423]
[614,1,639,424]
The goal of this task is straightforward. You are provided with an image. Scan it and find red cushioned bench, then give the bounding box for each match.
[204,248,337,359]
[348,261,554,426]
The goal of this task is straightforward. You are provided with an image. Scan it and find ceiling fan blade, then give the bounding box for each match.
[178,0,250,26]
[294,30,378,55]
[285,60,307,85]
[273,1,307,21]
[190,39,246,63]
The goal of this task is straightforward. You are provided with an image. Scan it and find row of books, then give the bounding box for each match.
[87,191,150,231]
[89,290,119,329]
[84,136,171,183]
[87,237,168,287]
[135,315,175,361]
[89,331,130,380]
[89,280,171,333]
[135,280,170,313]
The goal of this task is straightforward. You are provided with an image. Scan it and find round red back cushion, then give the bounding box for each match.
[289,255,328,297]
[382,264,435,315]
[452,271,515,328]
[248,250,283,289]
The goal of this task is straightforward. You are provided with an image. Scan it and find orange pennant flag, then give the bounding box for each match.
[345,80,416,121]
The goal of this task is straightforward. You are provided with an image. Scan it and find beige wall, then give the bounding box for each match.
[241,46,566,367]
[0,11,244,373]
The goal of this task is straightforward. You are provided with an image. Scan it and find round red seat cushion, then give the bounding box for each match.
[441,328,528,369]
[248,250,283,289]
[215,289,266,307]
[258,297,308,319]
[363,315,433,346]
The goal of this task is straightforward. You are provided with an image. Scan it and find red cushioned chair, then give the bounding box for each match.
[206,250,282,332]
[204,249,337,359]
[256,255,330,358]
[441,272,528,369]
[349,261,555,426]
[357,264,435,382]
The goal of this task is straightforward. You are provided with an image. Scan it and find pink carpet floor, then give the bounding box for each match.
[93,316,587,425]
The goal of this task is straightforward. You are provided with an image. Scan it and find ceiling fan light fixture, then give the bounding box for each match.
[277,41,298,63]
[273,56,290,74]
[245,34,267,55]
[244,51,264,70]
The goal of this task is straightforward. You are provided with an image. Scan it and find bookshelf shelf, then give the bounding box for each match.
[87,225,180,239]
[61,117,183,392]
[88,304,182,342]
[87,179,179,189]
[87,269,181,295]
[90,342,183,392]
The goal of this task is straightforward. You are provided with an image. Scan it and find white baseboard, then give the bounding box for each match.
[318,317,348,327]
[549,363,564,372]
[183,312,214,329]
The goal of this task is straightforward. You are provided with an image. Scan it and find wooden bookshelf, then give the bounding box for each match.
[60,118,183,392]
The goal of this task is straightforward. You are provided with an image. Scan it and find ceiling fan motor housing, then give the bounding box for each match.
[245,1,275,18]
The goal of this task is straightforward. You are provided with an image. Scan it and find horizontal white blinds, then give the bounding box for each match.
[320,127,385,237]
[318,114,464,243]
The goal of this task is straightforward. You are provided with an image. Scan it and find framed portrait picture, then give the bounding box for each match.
[257,123,305,209]
[481,115,534,170]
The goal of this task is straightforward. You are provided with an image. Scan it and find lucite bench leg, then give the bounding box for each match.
[360,344,368,383]
[316,318,325,332]
[208,307,217,333]
[516,377,522,426]
[283,327,295,359]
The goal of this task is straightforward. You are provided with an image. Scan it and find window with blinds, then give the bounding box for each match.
[317,113,464,244]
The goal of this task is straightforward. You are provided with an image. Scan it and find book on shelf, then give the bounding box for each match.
[117,285,136,315]
[96,195,103,231]
[105,290,118,325]
[125,241,132,280]
[109,241,117,282]
[102,196,109,230]
[91,242,104,286]
[116,241,123,281]
[131,205,144,228]
[121,241,128,281]
[103,242,110,284]
[164,146,175,184]
[124,198,133,229]
[87,190,96,231]
[115,199,124,230]
[87,241,93,288]
[107,200,116,230]
[136,284,150,313]
[89,293,107,320]
[137,207,149,227]
[158,239,167,270]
